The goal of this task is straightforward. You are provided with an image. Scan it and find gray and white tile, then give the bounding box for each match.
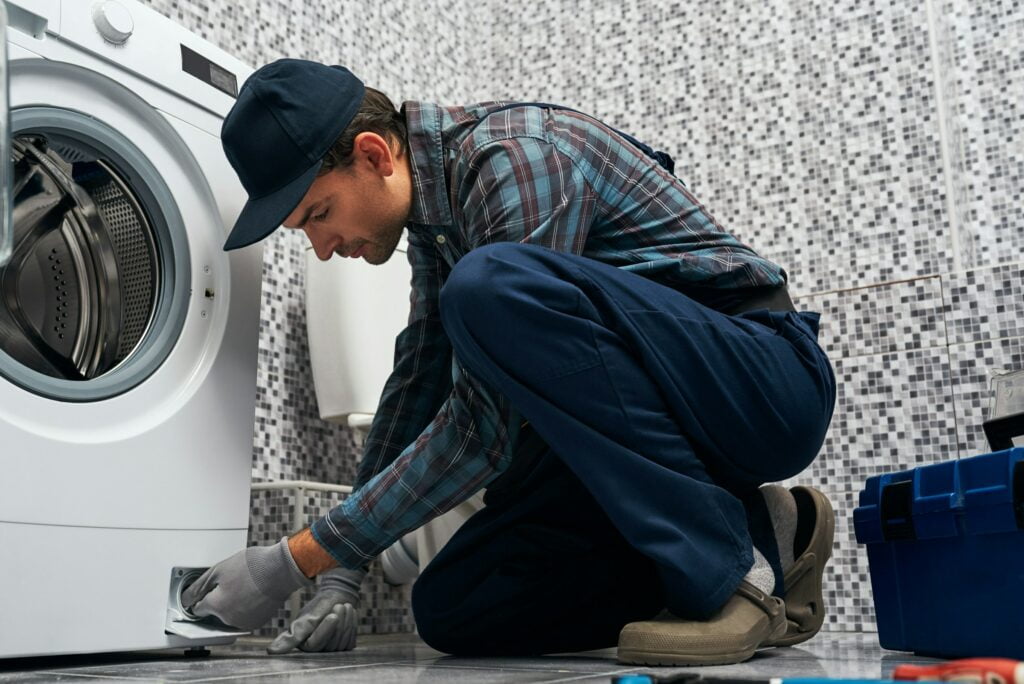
[944,263,1024,346]
[795,276,946,359]
[949,335,1024,456]
[782,346,961,632]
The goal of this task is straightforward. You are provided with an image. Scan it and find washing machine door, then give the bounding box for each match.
[2,134,157,380]
[0,57,201,403]
[0,6,11,267]
[0,108,189,399]
[0,53,261,531]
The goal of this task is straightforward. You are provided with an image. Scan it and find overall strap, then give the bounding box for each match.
[469,101,678,178]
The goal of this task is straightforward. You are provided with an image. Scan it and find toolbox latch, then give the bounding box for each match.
[880,479,916,541]
[1014,461,1024,530]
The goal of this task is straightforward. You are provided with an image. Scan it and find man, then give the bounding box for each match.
[183,58,837,666]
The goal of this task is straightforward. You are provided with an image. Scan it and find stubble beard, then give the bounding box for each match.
[364,218,406,265]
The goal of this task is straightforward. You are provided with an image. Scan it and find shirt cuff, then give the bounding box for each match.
[309,494,389,571]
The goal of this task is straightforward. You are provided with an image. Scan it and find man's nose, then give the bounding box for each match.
[314,243,333,261]
[305,228,334,261]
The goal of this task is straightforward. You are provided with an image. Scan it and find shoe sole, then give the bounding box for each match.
[763,485,835,647]
[618,595,787,667]
[616,649,758,667]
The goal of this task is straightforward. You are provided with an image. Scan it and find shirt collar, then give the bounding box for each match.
[401,100,454,228]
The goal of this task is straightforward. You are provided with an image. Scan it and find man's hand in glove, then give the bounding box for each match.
[181,537,313,631]
[267,565,367,654]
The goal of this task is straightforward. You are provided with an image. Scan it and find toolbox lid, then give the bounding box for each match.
[854,447,1024,544]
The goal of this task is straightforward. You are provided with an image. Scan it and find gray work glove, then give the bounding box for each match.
[267,565,367,654]
[182,537,313,631]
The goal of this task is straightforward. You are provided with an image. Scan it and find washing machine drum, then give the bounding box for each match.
[0,135,159,381]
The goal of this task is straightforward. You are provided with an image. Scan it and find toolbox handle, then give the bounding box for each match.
[880,479,917,541]
[983,411,1024,451]
[1016,461,1024,530]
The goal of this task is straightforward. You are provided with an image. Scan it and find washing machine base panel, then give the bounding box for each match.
[0,521,249,658]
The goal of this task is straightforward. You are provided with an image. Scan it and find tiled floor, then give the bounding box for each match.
[0,632,940,683]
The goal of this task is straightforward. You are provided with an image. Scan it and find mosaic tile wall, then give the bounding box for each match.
[248,484,414,639]
[478,0,1024,294]
[139,0,1023,636]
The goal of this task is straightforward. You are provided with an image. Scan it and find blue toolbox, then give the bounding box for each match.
[853,442,1024,658]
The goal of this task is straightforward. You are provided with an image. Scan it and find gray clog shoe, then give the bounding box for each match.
[764,485,835,647]
[617,581,786,666]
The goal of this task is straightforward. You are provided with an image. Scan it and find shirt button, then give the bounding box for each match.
[435,234,447,245]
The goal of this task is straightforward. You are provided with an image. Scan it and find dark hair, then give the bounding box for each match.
[318,87,408,175]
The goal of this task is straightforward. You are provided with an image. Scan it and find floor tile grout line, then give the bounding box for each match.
[22,661,696,684]
[30,660,414,684]
[181,660,410,683]
[541,667,642,683]
[394,662,612,673]
[31,672,149,682]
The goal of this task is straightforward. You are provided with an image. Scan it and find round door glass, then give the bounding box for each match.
[0,108,190,401]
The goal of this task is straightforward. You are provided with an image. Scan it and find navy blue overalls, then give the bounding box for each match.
[410,103,837,656]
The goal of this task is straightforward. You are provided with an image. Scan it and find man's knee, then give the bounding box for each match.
[440,243,526,322]
[439,243,542,343]
[440,242,573,339]
[411,569,474,655]
[410,576,447,653]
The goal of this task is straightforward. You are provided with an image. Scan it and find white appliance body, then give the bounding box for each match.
[0,0,262,658]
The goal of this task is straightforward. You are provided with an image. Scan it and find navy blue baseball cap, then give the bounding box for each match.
[221,59,366,251]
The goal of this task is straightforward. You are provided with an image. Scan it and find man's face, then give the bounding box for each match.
[283,132,412,265]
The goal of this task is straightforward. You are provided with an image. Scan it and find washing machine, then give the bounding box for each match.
[0,0,263,658]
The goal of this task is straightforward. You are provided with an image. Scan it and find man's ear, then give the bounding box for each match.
[351,132,390,176]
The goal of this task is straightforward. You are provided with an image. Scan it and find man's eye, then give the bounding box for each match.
[314,210,328,222]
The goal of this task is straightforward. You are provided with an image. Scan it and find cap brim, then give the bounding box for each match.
[223,162,322,251]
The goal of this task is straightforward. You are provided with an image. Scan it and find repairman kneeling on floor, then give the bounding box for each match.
[182,59,838,666]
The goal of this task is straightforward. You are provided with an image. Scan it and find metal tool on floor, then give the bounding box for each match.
[612,674,700,684]
[612,662,1023,684]
[611,677,941,684]
[894,658,1024,684]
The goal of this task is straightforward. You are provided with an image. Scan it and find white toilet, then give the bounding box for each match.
[304,234,484,584]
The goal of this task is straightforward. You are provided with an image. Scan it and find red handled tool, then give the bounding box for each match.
[894,659,1024,684]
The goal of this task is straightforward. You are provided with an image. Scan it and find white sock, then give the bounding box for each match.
[761,485,798,573]
[744,546,775,595]
[742,485,799,595]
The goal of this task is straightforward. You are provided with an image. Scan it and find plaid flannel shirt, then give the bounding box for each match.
[310,100,787,569]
